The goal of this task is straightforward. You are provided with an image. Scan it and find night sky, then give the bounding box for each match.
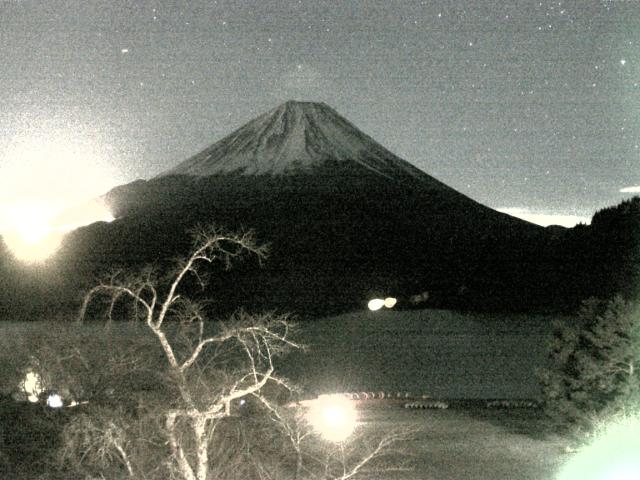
[1,0,639,228]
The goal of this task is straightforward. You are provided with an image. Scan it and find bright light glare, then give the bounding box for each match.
[557,414,640,480]
[368,298,385,311]
[4,204,54,244]
[47,393,64,409]
[306,394,357,443]
[0,132,118,263]
[384,297,397,308]
[1,204,64,262]
[1,133,118,204]
[52,198,115,231]
[0,201,114,263]
[20,370,43,403]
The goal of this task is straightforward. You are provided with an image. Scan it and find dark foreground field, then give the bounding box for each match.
[1,309,566,478]
[1,399,570,480]
[357,402,567,480]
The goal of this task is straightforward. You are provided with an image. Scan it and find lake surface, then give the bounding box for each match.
[281,309,558,399]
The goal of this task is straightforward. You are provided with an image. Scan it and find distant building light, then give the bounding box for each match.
[367,298,385,311]
[47,393,63,409]
[368,297,397,310]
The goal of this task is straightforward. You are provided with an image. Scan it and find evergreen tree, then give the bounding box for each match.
[540,296,640,431]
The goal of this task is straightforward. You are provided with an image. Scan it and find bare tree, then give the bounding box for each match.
[33,225,418,480]
[74,226,302,480]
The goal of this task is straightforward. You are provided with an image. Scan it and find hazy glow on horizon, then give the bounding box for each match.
[497,207,590,228]
[0,132,118,262]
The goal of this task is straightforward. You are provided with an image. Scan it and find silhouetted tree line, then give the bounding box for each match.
[0,194,638,319]
[539,295,640,437]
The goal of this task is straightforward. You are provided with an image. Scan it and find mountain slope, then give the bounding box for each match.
[51,101,559,316]
[162,100,436,183]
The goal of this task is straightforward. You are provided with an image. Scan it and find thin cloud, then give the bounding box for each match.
[620,185,640,193]
[497,207,590,228]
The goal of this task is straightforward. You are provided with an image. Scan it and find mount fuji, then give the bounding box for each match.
[163,100,434,181]
[50,101,560,315]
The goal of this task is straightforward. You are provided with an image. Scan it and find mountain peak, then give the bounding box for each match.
[280,99,326,108]
[160,101,433,182]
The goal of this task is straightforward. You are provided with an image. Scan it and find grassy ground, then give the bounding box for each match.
[357,402,568,480]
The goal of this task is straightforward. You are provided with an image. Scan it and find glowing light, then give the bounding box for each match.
[1,203,64,262]
[557,414,640,480]
[20,370,43,403]
[384,297,397,308]
[306,394,357,443]
[0,132,118,262]
[368,298,385,311]
[52,198,115,231]
[620,185,640,193]
[47,393,64,408]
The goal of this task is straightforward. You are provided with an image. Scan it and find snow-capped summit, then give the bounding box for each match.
[160,100,433,182]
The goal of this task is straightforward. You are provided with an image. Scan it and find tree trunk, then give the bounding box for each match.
[167,414,196,480]
[194,416,209,480]
[295,446,303,480]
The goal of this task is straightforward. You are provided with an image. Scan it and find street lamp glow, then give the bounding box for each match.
[384,297,397,308]
[307,394,357,443]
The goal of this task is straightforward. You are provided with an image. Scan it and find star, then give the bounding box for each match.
[620,59,627,66]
